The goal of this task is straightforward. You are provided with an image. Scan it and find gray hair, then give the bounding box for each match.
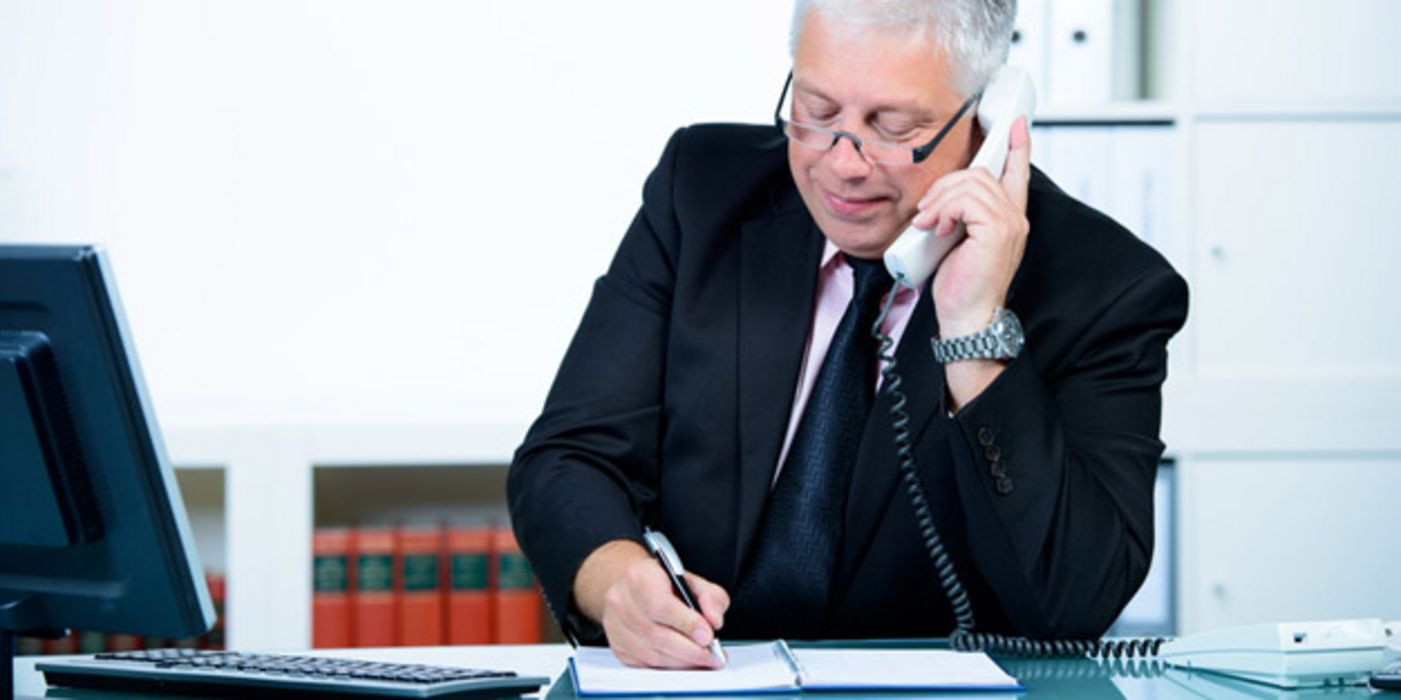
[790,0,1016,98]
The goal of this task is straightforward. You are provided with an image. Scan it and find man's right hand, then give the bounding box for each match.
[572,539,729,669]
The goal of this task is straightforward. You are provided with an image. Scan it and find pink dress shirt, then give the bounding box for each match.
[772,241,922,481]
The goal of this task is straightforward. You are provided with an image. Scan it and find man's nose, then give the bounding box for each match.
[826,133,873,179]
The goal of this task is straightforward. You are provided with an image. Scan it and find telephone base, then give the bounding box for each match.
[1159,619,1388,689]
[1175,662,1373,690]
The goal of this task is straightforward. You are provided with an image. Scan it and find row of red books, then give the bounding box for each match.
[15,572,227,656]
[314,525,543,648]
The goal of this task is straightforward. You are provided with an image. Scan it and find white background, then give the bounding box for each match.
[0,0,793,430]
[3,0,1399,649]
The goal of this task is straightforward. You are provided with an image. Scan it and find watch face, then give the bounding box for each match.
[994,310,1025,354]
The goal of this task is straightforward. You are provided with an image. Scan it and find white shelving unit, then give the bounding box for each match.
[4,0,1395,649]
[1155,0,1401,637]
[1037,100,1180,124]
[167,0,1401,649]
[163,423,525,650]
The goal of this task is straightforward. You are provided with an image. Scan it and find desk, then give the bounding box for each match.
[10,642,1391,699]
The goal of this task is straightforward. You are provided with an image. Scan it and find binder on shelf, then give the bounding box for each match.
[1107,125,1175,253]
[397,527,445,646]
[491,527,541,644]
[1007,0,1049,96]
[106,634,143,652]
[353,527,397,647]
[1029,124,1055,173]
[1035,126,1114,210]
[447,526,493,645]
[17,636,45,656]
[313,528,354,648]
[43,633,78,655]
[77,631,107,654]
[1046,0,1141,104]
[204,572,227,650]
[1034,123,1175,259]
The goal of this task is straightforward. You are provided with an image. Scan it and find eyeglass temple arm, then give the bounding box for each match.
[912,89,982,163]
[774,72,794,127]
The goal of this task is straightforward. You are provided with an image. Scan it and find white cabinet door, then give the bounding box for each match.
[1192,0,1401,105]
[1193,120,1401,377]
[1178,458,1401,633]
[1175,119,1401,454]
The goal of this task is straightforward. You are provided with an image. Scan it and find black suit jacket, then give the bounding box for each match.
[508,124,1188,644]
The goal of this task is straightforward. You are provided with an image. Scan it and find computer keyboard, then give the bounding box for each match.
[1372,661,1401,691]
[36,648,552,698]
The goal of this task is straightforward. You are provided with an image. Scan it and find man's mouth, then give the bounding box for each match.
[821,188,889,217]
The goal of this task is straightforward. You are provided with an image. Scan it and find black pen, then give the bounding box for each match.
[642,527,727,666]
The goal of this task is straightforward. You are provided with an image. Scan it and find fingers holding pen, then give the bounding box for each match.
[685,571,730,632]
[601,557,724,669]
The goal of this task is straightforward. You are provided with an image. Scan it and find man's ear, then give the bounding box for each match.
[964,118,986,167]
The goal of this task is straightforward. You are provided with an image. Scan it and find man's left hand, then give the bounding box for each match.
[911,116,1032,339]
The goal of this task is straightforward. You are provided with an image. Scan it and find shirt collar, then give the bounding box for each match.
[820,239,842,270]
[820,239,921,299]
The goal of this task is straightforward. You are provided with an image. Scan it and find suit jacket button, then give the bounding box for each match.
[995,476,1014,495]
[990,463,1008,479]
[978,427,995,446]
[984,445,1002,462]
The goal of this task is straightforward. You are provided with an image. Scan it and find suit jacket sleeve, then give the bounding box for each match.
[506,128,690,644]
[941,258,1189,639]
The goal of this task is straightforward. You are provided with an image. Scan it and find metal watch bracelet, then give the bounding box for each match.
[930,307,1025,364]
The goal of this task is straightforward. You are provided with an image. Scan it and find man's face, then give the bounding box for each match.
[788,9,978,260]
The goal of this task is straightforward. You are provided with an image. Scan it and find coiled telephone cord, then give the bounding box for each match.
[871,283,1167,661]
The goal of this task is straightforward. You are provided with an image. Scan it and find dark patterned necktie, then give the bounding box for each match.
[734,255,894,636]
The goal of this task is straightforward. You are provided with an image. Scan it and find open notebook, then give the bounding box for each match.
[569,641,1022,695]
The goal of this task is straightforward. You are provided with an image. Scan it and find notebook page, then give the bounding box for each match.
[570,642,798,696]
[791,648,1021,691]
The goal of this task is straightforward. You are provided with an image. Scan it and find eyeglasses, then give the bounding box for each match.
[773,71,980,166]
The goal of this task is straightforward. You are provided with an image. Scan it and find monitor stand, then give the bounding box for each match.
[1,593,62,698]
[1,627,10,699]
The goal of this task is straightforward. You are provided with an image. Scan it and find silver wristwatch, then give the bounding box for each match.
[931,307,1025,363]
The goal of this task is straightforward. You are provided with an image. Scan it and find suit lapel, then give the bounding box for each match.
[834,283,946,593]
[733,212,823,580]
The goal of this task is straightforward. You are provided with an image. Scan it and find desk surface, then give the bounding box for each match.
[11,642,1392,699]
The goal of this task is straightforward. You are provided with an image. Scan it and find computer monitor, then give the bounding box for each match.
[0,245,214,694]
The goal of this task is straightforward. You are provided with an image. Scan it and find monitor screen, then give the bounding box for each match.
[0,245,214,643]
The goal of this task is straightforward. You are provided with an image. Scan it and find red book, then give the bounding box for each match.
[446,527,492,645]
[490,528,541,644]
[44,632,78,655]
[17,636,45,656]
[106,634,143,652]
[397,527,444,646]
[313,528,354,648]
[204,572,227,650]
[353,528,397,647]
[77,630,107,653]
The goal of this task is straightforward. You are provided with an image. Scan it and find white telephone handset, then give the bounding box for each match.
[883,65,1037,288]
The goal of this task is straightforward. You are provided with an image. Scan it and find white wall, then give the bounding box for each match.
[0,0,792,431]
[4,0,1400,645]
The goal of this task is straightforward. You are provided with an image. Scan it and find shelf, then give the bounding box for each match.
[163,423,525,469]
[171,462,227,471]
[1035,100,1181,125]
[1190,99,1401,121]
[175,469,227,574]
[313,464,510,528]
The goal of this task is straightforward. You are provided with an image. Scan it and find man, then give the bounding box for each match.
[508,0,1188,669]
